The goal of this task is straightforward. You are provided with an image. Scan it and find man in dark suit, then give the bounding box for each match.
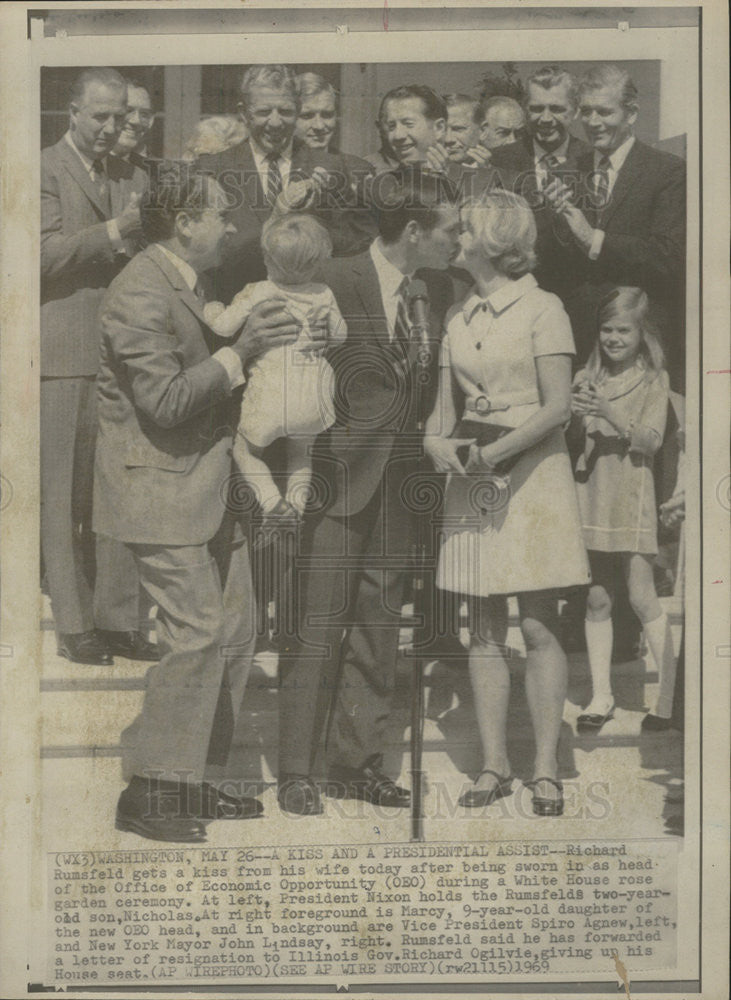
[111,78,155,166]
[95,167,300,842]
[277,168,464,816]
[198,63,375,305]
[41,67,156,665]
[544,63,686,380]
[490,65,591,303]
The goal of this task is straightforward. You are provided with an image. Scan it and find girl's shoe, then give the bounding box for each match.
[576,699,615,733]
[525,777,564,817]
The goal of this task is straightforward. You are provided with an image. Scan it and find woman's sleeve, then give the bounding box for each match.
[532,294,576,358]
[629,371,669,457]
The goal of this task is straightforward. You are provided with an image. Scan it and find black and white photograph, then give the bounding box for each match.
[0,2,728,998]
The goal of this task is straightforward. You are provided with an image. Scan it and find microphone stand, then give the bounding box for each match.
[408,287,432,842]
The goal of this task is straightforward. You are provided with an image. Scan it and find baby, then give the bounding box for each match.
[204,213,346,527]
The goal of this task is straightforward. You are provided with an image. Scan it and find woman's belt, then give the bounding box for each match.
[464,390,539,416]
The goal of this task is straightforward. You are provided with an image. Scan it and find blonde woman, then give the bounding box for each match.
[425,191,589,816]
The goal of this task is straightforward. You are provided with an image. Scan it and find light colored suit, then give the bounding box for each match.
[40,136,147,635]
[94,244,256,784]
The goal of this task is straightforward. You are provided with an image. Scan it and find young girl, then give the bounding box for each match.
[204,213,347,526]
[571,287,675,732]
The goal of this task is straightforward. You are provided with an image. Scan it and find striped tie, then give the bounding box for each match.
[590,155,611,218]
[91,159,110,210]
[266,153,282,207]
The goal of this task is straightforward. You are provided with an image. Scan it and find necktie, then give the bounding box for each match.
[91,159,110,211]
[193,279,206,306]
[266,153,282,207]
[394,277,411,348]
[591,155,611,218]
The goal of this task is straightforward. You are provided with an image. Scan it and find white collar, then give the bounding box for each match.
[369,238,412,299]
[462,273,537,321]
[595,135,635,172]
[249,137,293,166]
[533,136,570,164]
[65,131,106,173]
[156,244,199,291]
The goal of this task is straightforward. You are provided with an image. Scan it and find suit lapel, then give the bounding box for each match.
[349,254,391,348]
[147,245,209,328]
[107,154,133,218]
[599,141,640,227]
[57,139,111,218]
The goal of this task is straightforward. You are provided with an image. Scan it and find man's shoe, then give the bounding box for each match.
[57,630,113,666]
[99,630,160,661]
[641,713,675,733]
[115,779,207,843]
[200,783,263,820]
[326,754,410,807]
[277,775,323,816]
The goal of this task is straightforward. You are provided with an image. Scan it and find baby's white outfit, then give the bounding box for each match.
[205,279,347,448]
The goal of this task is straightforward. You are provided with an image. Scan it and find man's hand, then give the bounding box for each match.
[463,145,492,168]
[424,435,473,474]
[423,142,451,174]
[543,178,595,252]
[115,192,142,238]
[275,167,329,213]
[231,297,299,365]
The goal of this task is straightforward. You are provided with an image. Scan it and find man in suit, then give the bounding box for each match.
[480,96,526,152]
[544,63,686,381]
[277,168,464,816]
[95,166,300,842]
[489,65,591,303]
[198,63,375,305]
[112,78,155,166]
[41,67,157,665]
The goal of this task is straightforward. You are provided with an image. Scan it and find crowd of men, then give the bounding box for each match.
[40,62,686,841]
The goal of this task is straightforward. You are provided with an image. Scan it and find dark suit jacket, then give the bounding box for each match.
[490,133,592,300]
[565,139,686,374]
[94,244,236,546]
[198,139,377,303]
[40,137,147,376]
[313,250,464,518]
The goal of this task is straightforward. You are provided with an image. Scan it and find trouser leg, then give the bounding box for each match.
[121,541,229,785]
[40,377,95,635]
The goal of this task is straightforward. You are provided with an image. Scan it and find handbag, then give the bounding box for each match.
[450,418,518,476]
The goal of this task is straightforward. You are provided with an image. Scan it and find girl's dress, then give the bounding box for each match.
[205,279,347,447]
[437,273,590,598]
[572,364,670,555]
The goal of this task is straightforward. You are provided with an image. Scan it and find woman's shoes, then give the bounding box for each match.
[576,699,615,733]
[525,777,564,816]
[459,769,513,808]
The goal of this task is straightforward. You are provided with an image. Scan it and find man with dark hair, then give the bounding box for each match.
[277,167,466,816]
[198,63,375,304]
[544,63,686,379]
[95,167,302,841]
[489,64,590,303]
[368,84,448,171]
[41,66,155,666]
[112,78,155,166]
[480,95,525,150]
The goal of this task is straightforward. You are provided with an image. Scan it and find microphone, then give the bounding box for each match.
[408,279,431,368]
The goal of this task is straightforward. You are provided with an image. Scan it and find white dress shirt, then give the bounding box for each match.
[588,135,636,260]
[156,244,245,388]
[65,131,123,251]
[249,138,293,199]
[369,238,412,341]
